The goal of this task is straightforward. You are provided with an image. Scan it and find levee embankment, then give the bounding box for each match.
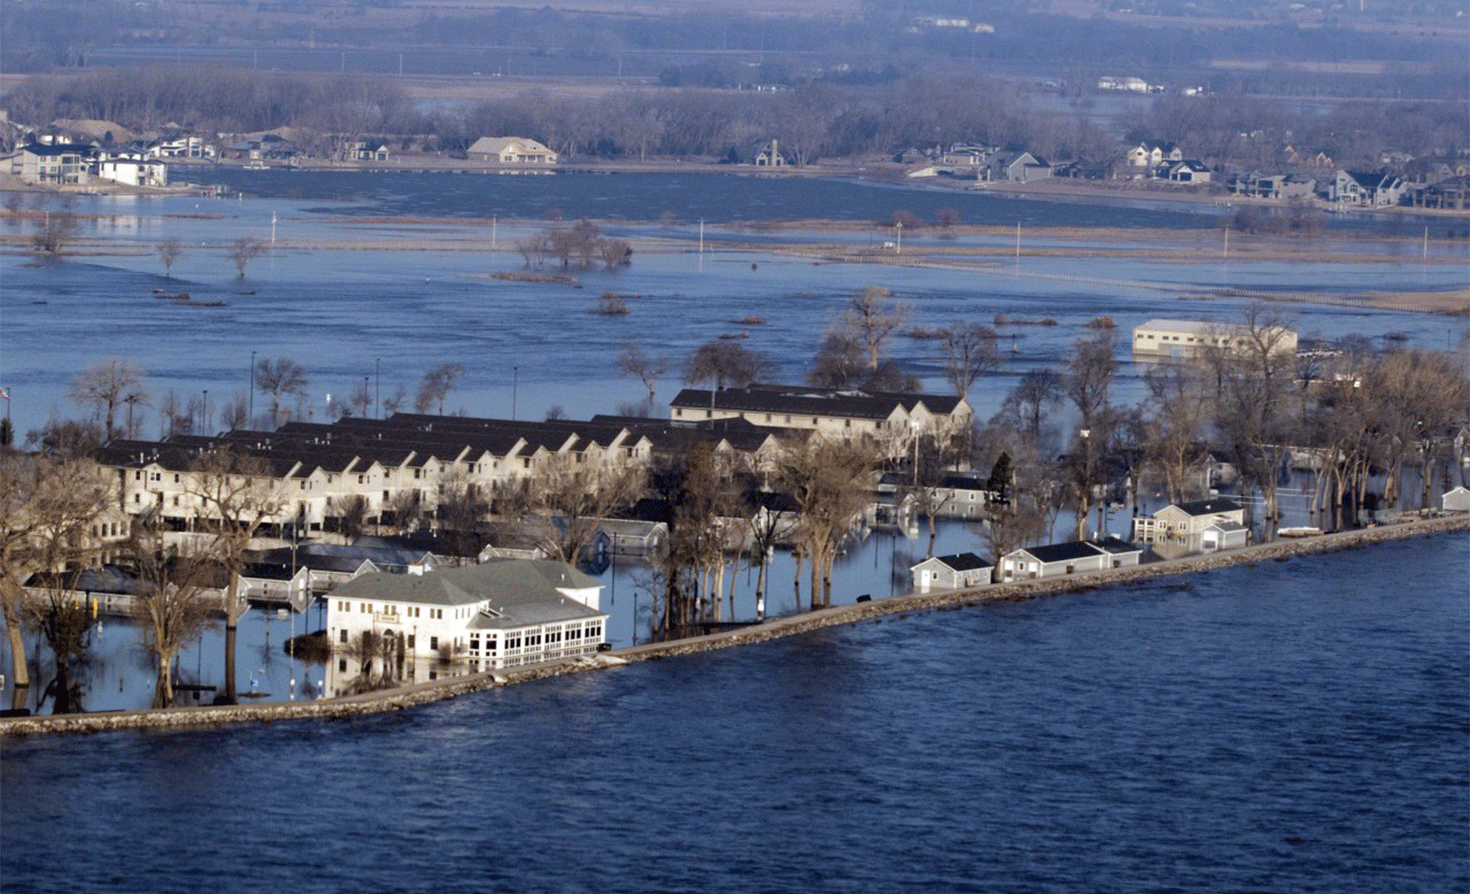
[4,514,1466,739]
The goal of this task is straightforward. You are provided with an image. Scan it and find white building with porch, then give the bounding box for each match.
[326,560,605,694]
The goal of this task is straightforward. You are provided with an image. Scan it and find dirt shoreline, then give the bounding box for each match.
[4,514,1465,739]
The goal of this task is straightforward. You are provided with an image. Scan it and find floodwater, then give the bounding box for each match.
[3,534,1465,893]
[2,172,1464,444]
[0,170,1465,711]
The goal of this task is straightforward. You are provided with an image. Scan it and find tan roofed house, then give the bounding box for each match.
[468,136,559,165]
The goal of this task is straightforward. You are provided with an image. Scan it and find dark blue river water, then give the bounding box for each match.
[4,534,1466,893]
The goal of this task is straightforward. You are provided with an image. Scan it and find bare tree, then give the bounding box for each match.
[1201,307,1297,539]
[617,341,667,410]
[838,286,910,372]
[502,455,642,566]
[227,237,265,279]
[31,210,80,255]
[382,384,408,416]
[1064,332,1117,540]
[133,539,219,709]
[996,369,1062,449]
[942,322,999,399]
[157,238,184,278]
[685,340,767,393]
[415,362,466,415]
[218,390,250,431]
[807,332,868,389]
[348,378,373,418]
[187,448,289,703]
[70,359,147,442]
[0,454,112,711]
[1142,364,1211,503]
[773,435,876,610]
[255,357,308,424]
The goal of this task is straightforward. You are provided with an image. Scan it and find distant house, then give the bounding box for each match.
[338,139,391,162]
[1131,498,1248,556]
[988,151,1051,182]
[911,552,992,593]
[751,139,789,167]
[1052,157,1110,180]
[1126,140,1183,176]
[15,142,94,185]
[94,152,168,187]
[150,136,215,159]
[467,136,558,165]
[1328,170,1405,207]
[1411,174,1470,210]
[1098,76,1151,93]
[997,538,1141,581]
[1228,173,1317,200]
[1131,319,1298,362]
[1165,159,1212,184]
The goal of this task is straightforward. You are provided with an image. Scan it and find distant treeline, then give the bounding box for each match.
[7,63,1466,172]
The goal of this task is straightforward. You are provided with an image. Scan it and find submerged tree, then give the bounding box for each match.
[0,454,113,711]
[227,237,265,279]
[941,321,999,399]
[685,340,767,393]
[415,362,466,415]
[255,357,308,425]
[617,341,668,410]
[71,359,147,441]
[133,539,219,709]
[187,448,288,703]
[157,238,184,278]
[773,435,876,610]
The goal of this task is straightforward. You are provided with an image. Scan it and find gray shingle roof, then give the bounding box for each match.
[1175,498,1242,517]
[331,560,601,617]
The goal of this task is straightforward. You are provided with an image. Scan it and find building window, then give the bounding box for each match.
[429,636,438,651]
[407,634,415,648]
[339,629,348,643]
[338,659,347,672]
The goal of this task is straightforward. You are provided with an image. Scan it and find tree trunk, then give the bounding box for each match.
[222,622,238,703]
[153,650,174,709]
[755,550,769,621]
[809,553,821,612]
[792,551,802,609]
[51,654,77,714]
[2,584,30,711]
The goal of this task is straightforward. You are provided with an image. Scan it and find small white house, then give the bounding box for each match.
[998,538,1141,582]
[911,552,993,593]
[1443,486,1470,513]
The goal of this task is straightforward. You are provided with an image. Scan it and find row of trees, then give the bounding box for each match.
[50,357,474,450]
[980,311,1470,556]
[9,58,1463,172]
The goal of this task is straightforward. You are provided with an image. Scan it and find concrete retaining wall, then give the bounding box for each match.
[4,515,1465,739]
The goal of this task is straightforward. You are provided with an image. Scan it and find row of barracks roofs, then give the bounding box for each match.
[95,384,971,539]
